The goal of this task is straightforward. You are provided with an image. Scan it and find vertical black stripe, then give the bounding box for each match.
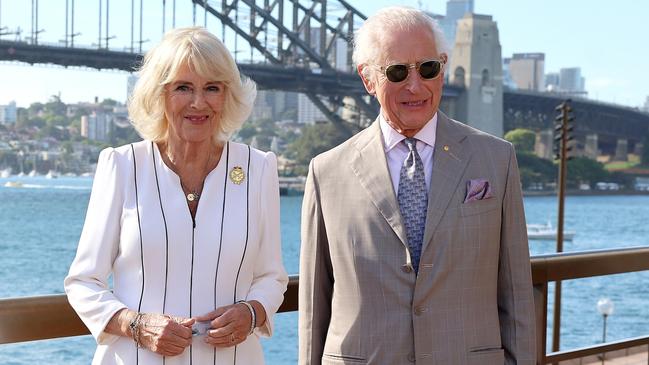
[151,142,169,365]
[189,226,195,365]
[232,145,252,365]
[213,142,230,365]
[131,143,145,365]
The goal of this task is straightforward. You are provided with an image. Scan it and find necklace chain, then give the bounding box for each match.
[165,145,213,203]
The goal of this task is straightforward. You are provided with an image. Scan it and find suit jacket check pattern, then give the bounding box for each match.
[299,112,536,365]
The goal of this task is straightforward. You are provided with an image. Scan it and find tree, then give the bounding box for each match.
[237,123,257,141]
[44,95,67,116]
[515,151,556,188]
[566,157,609,188]
[504,128,536,153]
[289,122,356,167]
[100,98,119,107]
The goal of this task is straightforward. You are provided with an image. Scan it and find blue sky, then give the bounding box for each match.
[0,0,647,109]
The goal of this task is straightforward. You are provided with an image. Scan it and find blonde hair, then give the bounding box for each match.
[128,27,256,144]
[353,6,449,80]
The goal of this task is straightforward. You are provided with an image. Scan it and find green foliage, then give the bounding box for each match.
[100,98,119,107]
[60,141,74,155]
[504,128,536,153]
[44,95,66,116]
[565,157,610,188]
[18,116,45,129]
[515,151,556,188]
[289,122,355,166]
[515,152,616,189]
[237,123,257,141]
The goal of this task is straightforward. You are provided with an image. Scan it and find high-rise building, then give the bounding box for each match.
[643,96,649,113]
[506,53,545,91]
[251,89,274,121]
[0,101,17,125]
[559,67,586,94]
[83,111,112,142]
[501,58,517,89]
[297,94,326,124]
[545,72,560,92]
[440,0,474,47]
[299,26,351,72]
[127,74,138,102]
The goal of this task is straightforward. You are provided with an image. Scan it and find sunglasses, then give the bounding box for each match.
[378,59,445,83]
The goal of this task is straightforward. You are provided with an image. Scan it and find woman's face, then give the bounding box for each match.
[164,63,226,144]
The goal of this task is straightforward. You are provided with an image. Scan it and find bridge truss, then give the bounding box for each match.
[0,0,378,126]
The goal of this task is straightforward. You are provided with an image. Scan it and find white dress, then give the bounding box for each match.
[65,140,288,365]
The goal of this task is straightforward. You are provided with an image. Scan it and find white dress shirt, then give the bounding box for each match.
[379,112,437,195]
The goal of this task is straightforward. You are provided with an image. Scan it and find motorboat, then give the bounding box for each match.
[4,181,24,188]
[1,168,11,178]
[527,222,575,241]
[45,170,59,179]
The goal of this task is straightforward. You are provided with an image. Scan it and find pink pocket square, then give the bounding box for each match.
[464,178,493,203]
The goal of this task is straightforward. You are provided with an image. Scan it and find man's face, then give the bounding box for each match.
[359,25,446,137]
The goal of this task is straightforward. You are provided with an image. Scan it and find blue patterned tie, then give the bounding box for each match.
[397,138,428,273]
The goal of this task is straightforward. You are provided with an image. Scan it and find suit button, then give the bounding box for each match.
[407,352,416,362]
[401,264,413,273]
[414,306,427,316]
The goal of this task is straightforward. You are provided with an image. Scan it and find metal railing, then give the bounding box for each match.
[2,247,649,364]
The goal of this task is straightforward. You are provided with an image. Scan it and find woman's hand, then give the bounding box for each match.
[106,310,194,356]
[136,313,195,356]
[195,303,252,348]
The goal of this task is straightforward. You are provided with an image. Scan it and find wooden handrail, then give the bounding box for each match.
[0,275,298,344]
[545,335,649,363]
[2,247,649,365]
[530,246,649,284]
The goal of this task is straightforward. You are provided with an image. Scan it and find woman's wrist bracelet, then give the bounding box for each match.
[236,300,256,335]
[129,312,144,347]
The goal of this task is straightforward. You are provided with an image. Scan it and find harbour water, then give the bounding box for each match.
[1,176,648,364]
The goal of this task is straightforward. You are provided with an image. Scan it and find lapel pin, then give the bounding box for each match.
[443,145,450,152]
[229,166,245,185]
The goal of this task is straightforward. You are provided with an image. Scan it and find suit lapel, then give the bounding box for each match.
[349,120,409,247]
[421,113,472,252]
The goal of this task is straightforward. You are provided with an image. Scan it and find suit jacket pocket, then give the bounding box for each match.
[467,347,504,365]
[460,199,499,217]
[322,353,367,364]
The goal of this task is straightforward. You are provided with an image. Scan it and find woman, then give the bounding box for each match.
[64,27,288,364]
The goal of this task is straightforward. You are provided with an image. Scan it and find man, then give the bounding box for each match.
[299,6,536,365]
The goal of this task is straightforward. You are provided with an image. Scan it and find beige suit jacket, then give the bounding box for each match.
[299,113,536,365]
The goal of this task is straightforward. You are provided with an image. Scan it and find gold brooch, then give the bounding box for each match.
[443,145,450,152]
[229,166,245,184]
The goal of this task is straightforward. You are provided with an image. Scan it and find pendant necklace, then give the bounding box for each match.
[167,148,213,204]
[180,180,200,202]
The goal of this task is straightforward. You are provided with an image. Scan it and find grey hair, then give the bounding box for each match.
[353,6,449,80]
[128,27,256,144]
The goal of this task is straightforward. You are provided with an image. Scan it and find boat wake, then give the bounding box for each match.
[3,182,91,190]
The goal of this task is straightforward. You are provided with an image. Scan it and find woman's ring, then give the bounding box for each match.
[230,334,236,343]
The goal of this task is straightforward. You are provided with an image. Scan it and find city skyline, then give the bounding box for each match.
[0,0,647,109]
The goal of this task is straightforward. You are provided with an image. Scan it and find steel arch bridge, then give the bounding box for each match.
[1,0,648,154]
[503,90,649,156]
[0,0,377,126]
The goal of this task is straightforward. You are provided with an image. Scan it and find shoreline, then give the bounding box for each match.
[523,189,649,196]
